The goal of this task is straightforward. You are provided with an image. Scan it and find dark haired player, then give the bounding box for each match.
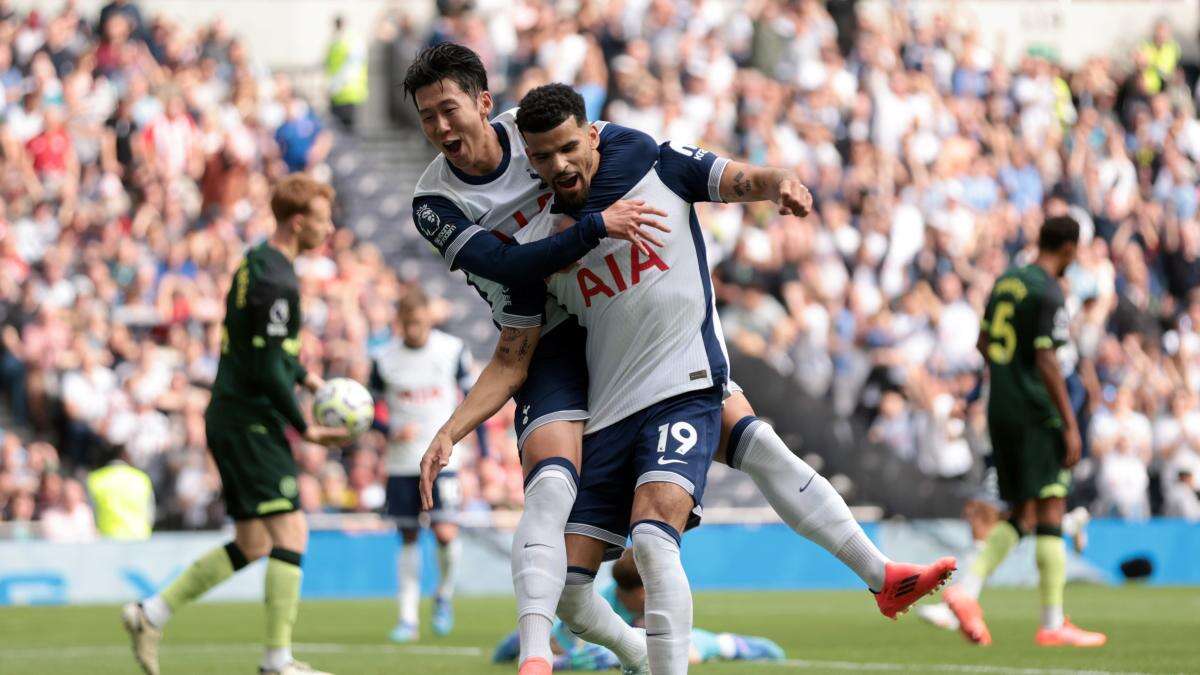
[420,83,955,675]
[943,216,1107,648]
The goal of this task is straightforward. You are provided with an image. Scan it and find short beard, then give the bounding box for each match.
[553,182,590,212]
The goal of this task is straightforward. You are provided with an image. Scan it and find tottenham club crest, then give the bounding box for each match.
[415,203,441,237]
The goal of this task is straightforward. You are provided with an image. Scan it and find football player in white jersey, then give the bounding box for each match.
[404,44,668,674]
[420,84,957,675]
[370,289,475,643]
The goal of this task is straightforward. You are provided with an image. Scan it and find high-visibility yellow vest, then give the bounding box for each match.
[1139,40,1180,94]
[325,34,368,106]
[87,462,154,540]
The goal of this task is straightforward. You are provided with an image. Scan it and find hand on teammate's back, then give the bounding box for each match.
[1062,425,1082,468]
[600,199,669,256]
[304,424,351,447]
[776,177,813,217]
[419,429,455,510]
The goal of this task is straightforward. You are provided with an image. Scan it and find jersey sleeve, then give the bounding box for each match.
[499,281,548,329]
[247,278,308,433]
[412,195,606,286]
[655,141,730,204]
[1034,286,1068,350]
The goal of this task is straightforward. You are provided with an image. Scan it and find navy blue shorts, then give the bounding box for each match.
[566,385,723,560]
[385,473,460,526]
[513,319,589,451]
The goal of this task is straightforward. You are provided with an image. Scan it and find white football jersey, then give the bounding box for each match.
[372,329,473,475]
[514,129,731,433]
[412,108,572,332]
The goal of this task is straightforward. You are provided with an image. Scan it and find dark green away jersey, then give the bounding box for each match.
[210,242,308,432]
[981,264,1068,427]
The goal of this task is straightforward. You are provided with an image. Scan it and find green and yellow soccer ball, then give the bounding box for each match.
[313,378,374,439]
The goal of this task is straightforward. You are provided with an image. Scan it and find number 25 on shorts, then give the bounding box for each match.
[656,422,697,466]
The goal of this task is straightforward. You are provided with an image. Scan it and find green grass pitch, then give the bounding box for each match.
[1,585,1196,674]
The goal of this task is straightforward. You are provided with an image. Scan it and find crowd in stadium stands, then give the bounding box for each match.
[411,0,1200,521]
[0,1,518,537]
[2,0,1200,537]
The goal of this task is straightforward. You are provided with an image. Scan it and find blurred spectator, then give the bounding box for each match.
[40,478,96,542]
[324,15,366,132]
[87,446,154,539]
[1163,470,1200,521]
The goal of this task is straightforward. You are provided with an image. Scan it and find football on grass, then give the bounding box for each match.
[313,378,374,439]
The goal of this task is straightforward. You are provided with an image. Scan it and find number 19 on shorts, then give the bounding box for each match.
[656,422,697,466]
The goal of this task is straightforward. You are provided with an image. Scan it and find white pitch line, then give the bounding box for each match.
[767,658,1152,675]
[0,642,482,661]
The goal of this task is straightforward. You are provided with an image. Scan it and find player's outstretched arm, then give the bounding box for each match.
[718,161,813,217]
[420,325,541,509]
[414,196,667,288]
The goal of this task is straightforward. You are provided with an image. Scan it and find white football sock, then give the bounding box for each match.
[141,595,171,628]
[262,646,291,671]
[631,521,691,675]
[398,541,420,626]
[436,538,460,602]
[557,568,648,668]
[731,418,889,591]
[513,461,577,666]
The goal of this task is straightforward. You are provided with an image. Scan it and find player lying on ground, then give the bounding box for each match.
[420,83,956,675]
[404,43,953,674]
[941,215,1106,648]
[369,289,478,642]
[492,548,785,670]
[122,175,350,675]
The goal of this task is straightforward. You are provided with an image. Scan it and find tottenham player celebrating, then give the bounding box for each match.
[404,44,669,674]
[407,44,954,674]
[370,289,475,642]
[421,84,956,675]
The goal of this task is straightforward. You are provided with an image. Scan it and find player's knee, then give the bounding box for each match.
[522,457,580,512]
[631,483,692,532]
[433,524,458,546]
[399,527,420,545]
[234,536,271,562]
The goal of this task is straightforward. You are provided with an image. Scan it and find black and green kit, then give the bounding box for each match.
[206,242,308,520]
[981,263,1072,503]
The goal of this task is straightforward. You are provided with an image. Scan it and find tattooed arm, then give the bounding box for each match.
[420,325,541,508]
[718,161,813,217]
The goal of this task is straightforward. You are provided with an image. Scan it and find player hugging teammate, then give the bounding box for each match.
[405,43,955,675]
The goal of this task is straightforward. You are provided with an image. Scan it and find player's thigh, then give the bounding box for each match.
[988,415,1028,504]
[565,533,607,572]
[630,386,723,531]
[432,521,458,545]
[715,385,754,465]
[630,481,694,534]
[521,420,584,476]
[262,509,308,552]
[1035,495,1067,527]
[233,518,272,560]
[1027,425,1071,502]
[385,475,421,527]
[564,423,635,563]
[514,320,589,475]
[206,414,299,522]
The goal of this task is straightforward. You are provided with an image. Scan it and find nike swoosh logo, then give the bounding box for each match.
[797,473,816,493]
[524,542,551,549]
[646,631,670,637]
[657,458,687,466]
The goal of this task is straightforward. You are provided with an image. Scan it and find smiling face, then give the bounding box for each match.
[522,117,600,211]
[413,78,494,170]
